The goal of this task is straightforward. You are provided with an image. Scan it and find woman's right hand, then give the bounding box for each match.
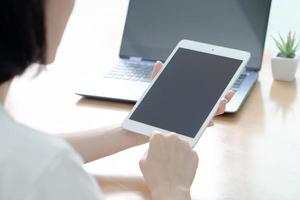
[139,133,198,200]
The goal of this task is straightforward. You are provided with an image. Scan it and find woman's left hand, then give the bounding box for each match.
[151,61,235,125]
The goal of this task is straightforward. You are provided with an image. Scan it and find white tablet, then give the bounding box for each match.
[122,40,250,146]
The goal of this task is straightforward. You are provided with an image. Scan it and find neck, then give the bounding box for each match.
[0,80,12,105]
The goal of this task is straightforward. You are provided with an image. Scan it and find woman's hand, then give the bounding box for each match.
[151,61,235,123]
[140,133,198,200]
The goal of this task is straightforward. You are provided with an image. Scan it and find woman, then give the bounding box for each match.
[0,0,234,199]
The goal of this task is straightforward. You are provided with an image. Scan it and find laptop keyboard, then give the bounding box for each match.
[232,73,247,90]
[105,60,248,89]
[105,60,153,82]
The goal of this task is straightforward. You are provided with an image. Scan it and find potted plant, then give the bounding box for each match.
[271,31,299,81]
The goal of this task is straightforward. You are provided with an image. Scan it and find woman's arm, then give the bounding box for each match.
[57,62,165,163]
[93,174,150,197]
[59,62,234,164]
[58,125,148,163]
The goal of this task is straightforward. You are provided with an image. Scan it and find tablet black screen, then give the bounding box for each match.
[130,48,242,138]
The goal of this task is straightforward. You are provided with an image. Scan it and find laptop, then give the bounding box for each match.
[76,0,272,113]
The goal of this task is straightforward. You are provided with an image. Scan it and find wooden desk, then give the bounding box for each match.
[5,0,300,199]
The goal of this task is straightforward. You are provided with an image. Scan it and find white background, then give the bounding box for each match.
[266,0,300,50]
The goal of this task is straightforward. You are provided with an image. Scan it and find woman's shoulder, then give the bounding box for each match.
[0,105,76,159]
[0,115,77,163]
[0,110,85,199]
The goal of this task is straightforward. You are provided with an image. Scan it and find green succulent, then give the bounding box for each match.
[273,31,299,58]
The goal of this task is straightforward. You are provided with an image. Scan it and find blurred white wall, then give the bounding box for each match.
[266,0,300,50]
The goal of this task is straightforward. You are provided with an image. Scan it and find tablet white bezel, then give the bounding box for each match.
[122,39,250,147]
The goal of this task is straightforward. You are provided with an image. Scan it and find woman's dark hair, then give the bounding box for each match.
[0,0,46,84]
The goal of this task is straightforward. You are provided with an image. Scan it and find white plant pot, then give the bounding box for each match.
[271,55,299,81]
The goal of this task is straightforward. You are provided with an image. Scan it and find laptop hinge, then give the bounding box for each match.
[129,57,143,61]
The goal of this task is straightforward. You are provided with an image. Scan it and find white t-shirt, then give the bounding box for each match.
[0,105,103,200]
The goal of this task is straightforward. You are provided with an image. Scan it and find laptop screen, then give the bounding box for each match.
[120,0,272,70]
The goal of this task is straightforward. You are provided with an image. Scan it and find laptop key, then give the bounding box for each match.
[232,73,247,89]
[105,60,153,82]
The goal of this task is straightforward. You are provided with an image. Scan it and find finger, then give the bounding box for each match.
[208,121,214,127]
[150,132,164,144]
[148,133,164,155]
[216,99,227,115]
[166,133,192,154]
[215,91,234,116]
[150,130,162,137]
[151,61,163,79]
[165,132,178,140]
[164,132,179,147]
[190,150,199,171]
[225,90,235,102]
[151,61,164,80]
[165,133,188,146]
[139,152,147,170]
[165,133,179,155]
[140,149,148,162]
[192,150,199,165]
